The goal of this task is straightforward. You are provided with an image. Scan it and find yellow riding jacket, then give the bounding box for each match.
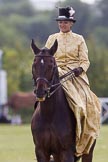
[45,31,90,85]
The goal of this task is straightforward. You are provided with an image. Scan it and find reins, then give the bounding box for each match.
[60,69,75,80]
[47,69,75,97]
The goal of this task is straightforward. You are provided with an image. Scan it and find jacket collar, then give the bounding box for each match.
[60,30,72,35]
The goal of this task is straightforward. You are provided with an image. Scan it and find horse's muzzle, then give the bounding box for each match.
[35,89,47,102]
[36,97,46,102]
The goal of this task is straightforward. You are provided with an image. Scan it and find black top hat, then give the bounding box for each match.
[56,7,76,23]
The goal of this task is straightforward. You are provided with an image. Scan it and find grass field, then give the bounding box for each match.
[0,124,108,162]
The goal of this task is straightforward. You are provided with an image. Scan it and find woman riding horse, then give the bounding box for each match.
[45,7,101,159]
[31,6,101,162]
[31,39,98,162]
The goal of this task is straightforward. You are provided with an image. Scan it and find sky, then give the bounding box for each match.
[81,0,95,4]
[30,0,95,4]
[30,0,96,10]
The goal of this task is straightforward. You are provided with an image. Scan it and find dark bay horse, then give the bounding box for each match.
[31,39,96,162]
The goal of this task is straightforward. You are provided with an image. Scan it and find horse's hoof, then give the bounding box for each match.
[50,155,54,162]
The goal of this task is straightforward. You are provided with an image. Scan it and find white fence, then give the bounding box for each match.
[99,98,108,124]
[0,70,7,105]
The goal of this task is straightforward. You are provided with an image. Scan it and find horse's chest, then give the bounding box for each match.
[32,116,73,152]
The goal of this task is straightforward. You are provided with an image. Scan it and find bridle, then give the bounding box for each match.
[33,55,75,98]
[35,68,59,96]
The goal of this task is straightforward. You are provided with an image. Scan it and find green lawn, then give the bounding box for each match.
[93,125,108,162]
[0,124,108,162]
[0,124,35,162]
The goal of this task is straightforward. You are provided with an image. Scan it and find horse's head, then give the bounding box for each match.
[31,39,58,101]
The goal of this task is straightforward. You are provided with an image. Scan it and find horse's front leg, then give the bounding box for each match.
[35,147,50,162]
[60,149,75,162]
[82,140,96,162]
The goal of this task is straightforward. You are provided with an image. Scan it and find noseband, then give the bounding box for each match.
[36,77,50,86]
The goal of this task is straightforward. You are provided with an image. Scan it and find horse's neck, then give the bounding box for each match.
[39,71,65,121]
[40,92,57,112]
[40,87,64,121]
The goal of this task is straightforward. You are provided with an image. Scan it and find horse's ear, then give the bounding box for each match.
[49,39,58,56]
[31,39,40,55]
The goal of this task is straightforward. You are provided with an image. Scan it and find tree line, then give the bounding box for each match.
[0,0,108,97]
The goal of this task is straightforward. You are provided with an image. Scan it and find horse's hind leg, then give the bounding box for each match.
[82,140,96,162]
[74,156,81,162]
[53,155,60,162]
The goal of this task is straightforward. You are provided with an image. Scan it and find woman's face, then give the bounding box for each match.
[58,21,73,33]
